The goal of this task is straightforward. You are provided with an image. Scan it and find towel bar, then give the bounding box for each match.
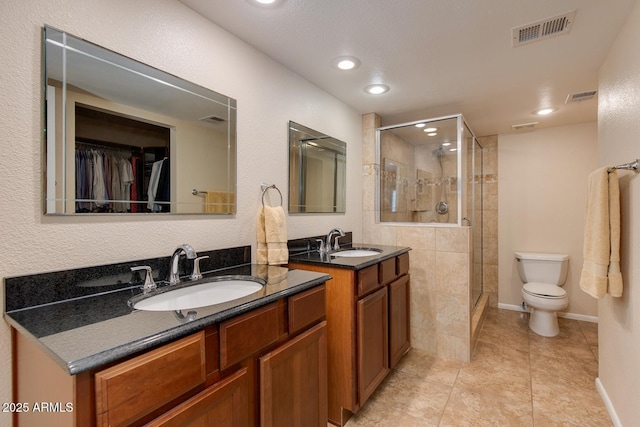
[608,159,639,173]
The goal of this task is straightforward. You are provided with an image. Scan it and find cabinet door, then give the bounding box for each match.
[145,368,249,427]
[357,287,389,406]
[389,274,410,369]
[260,321,328,427]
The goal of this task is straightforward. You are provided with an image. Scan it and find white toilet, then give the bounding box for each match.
[515,252,569,337]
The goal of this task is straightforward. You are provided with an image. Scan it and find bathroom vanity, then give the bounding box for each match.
[5,251,330,427]
[288,243,411,426]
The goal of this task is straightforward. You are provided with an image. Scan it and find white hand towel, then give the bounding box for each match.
[257,208,268,264]
[579,167,623,298]
[264,205,288,266]
[607,171,623,297]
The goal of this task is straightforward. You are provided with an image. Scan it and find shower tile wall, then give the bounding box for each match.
[479,135,498,308]
[362,113,472,362]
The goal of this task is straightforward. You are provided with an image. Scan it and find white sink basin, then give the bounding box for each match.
[331,249,382,258]
[132,278,264,311]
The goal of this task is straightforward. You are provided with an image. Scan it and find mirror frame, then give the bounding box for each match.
[288,121,347,213]
[43,26,237,215]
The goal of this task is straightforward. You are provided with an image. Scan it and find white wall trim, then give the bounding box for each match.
[596,378,622,427]
[497,303,598,323]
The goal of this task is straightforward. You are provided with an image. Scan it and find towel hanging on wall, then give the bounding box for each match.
[257,206,288,265]
[579,167,623,298]
[257,184,288,265]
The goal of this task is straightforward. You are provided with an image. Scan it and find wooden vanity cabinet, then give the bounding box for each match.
[259,321,327,427]
[356,286,388,405]
[12,283,327,427]
[288,252,410,426]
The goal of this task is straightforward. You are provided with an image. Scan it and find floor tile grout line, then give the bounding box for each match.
[437,363,462,427]
[526,315,536,426]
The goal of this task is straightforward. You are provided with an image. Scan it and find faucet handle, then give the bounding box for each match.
[333,236,342,251]
[131,266,156,292]
[190,256,209,281]
[315,239,326,254]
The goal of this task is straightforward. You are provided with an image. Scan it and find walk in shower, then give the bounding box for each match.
[377,114,484,308]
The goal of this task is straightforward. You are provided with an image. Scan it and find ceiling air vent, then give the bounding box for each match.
[565,90,597,103]
[199,115,226,125]
[512,10,576,47]
[511,121,538,131]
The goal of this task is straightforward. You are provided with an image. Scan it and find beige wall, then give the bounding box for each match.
[0,0,363,421]
[498,122,599,319]
[597,1,640,424]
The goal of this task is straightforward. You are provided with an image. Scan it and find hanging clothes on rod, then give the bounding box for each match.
[147,157,170,212]
[75,142,136,213]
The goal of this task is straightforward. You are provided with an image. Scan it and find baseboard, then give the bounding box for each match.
[497,303,598,323]
[595,378,622,427]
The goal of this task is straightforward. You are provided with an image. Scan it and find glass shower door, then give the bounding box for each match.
[469,131,483,308]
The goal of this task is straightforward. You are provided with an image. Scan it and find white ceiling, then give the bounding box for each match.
[178,0,636,137]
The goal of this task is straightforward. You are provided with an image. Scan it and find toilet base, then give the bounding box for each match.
[529,308,559,337]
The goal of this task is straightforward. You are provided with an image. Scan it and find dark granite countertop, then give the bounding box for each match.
[4,264,330,375]
[288,243,411,270]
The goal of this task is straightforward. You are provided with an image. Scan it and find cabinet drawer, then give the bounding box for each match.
[95,331,206,427]
[397,253,410,276]
[220,302,281,370]
[288,284,326,335]
[357,264,380,297]
[146,368,249,427]
[379,257,397,285]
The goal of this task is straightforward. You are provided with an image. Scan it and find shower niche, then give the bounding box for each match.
[378,114,481,227]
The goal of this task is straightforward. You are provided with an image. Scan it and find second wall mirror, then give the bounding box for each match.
[288,121,346,213]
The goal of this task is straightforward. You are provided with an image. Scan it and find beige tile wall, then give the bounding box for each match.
[478,135,498,308]
[362,113,474,362]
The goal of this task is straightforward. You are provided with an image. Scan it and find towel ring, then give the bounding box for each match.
[261,184,283,207]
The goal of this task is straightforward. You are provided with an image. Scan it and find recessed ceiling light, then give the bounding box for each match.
[415,123,426,128]
[364,84,389,95]
[331,56,361,71]
[250,0,281,6]
[423,127,438,133]
[536,108,555,115]
[442,142,451,146]
[426,132,438,137]
[449,148,458,152]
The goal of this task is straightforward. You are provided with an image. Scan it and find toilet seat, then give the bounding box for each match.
[522,282,566,299]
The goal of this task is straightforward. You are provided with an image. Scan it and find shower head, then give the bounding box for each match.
[432,146,445,157]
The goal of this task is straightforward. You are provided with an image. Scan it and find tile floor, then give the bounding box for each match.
[345,308,611,426]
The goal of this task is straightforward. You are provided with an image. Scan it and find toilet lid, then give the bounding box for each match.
[523,282,566,298]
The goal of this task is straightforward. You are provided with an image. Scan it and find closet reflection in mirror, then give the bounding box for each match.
[44,26,237,215]
[288,122,346,213]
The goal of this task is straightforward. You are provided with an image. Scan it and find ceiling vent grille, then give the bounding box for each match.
[511,122,538,131]
[566,90,597,103]
[512,10,576,47]
[199,115,226,125]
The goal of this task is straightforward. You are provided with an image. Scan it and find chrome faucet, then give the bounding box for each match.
[168,244,198,285]
[325,228,345,252]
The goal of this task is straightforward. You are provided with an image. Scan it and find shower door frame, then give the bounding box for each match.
[375,113,466,227]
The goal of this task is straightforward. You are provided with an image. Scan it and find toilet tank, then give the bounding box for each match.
[515,252,569,286]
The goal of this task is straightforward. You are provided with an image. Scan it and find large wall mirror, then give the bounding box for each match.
[43,26,237,215]
[288,121,346,213]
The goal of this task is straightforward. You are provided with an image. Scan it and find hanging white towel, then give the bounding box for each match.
[256,206,288,265]
[579,167,623,298]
